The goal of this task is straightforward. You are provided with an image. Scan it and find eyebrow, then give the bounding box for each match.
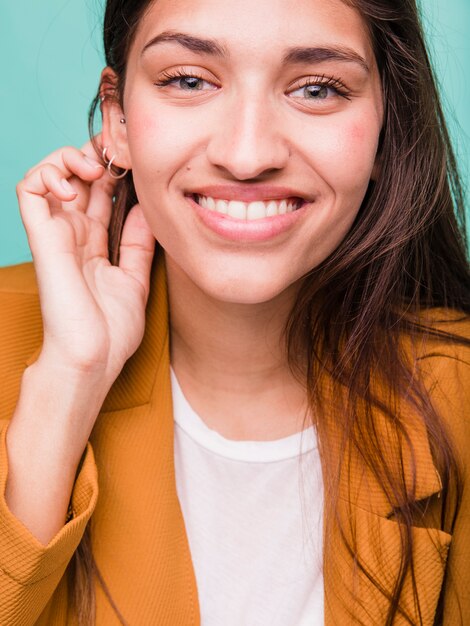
[142,31,228,57]
[283,46,369,73]
[141,30,369,73]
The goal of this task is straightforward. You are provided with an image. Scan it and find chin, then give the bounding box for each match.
[196,271,300,306]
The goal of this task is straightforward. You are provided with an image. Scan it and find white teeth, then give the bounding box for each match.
[206,196,216,211]
[214,199,228,214]
[266,201,278,217]
[247,201,267,220]
[196,195,301,220]
[198,195,207,209]
[227,201,247,219]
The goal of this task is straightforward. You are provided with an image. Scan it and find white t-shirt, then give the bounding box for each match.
[171,368,324,626]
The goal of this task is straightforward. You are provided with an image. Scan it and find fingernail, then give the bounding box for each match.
[84,155,104,169]
[61,178,77,195]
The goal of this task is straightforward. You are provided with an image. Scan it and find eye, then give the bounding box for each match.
[154,70,218,93]
[175,76,207,91]
[295,84,331,100]
[288,76,351,105]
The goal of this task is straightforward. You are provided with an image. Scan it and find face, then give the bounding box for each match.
[106,0,383,304]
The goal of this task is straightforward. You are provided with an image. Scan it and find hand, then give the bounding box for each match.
[16,140,155,385]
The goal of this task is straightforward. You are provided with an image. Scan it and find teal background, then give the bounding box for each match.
[1,0,469,266]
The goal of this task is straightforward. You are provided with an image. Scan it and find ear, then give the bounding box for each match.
[100,67,132,170]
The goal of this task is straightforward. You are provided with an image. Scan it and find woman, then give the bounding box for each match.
[0,0,468,624]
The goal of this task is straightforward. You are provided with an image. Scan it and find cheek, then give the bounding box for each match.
[125,94,213,169]
[306,115,380,193]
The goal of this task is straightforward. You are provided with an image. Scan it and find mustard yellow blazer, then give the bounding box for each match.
[0,255,468,625]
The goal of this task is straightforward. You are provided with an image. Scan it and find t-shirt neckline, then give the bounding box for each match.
[170,367,317,463]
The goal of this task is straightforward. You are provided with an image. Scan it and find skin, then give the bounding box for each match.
[6,0,383,544]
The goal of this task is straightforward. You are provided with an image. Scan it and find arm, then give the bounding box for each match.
[0,142,154,623]
[0,419,98,626]
[5,143,154,544]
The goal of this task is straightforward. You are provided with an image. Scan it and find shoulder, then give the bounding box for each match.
[0,263,43,421]
[415,308,469,388]
[414,309,469,468]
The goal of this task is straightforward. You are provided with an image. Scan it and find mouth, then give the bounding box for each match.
[191,194,305,221]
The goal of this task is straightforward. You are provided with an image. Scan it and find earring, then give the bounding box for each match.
[102,146,129,180]
[120,118,126,124]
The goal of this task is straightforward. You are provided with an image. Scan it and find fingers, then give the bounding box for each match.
[23,141,118,225]
[25,145,104,180]
[17,163,79,229]
[18,148,108,216]
[118,205,155,296]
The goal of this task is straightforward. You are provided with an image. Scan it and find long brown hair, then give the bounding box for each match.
[72,0,470,623]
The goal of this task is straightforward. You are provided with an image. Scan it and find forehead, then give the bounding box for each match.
[132,0,373,63]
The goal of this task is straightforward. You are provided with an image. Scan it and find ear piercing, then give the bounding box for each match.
[102,146,129,180]
[99,94,126,124]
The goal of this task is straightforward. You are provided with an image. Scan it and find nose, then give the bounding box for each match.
[206,94,290,180]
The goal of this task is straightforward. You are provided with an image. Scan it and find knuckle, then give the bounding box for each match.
[16,179,26,196]
[40,163,59,178]
[63,146,77,158]
[63,145,80,160]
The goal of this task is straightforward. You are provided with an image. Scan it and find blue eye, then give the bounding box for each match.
[155,71,217,93]
[178,76,204,90]
[302,85,330,99]
[288,76,351,104]
[290,83,337,101]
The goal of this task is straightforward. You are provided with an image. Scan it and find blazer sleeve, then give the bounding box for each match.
[0,419,99,626]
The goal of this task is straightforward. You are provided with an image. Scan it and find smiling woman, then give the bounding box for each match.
[0,1,469,625]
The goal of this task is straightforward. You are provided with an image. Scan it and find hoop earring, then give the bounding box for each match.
[102,147,129,179]
[108,155,129,180]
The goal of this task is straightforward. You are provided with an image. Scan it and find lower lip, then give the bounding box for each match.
[186,195,309,243]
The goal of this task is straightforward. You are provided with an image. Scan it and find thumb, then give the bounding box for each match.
[118,204,155,294]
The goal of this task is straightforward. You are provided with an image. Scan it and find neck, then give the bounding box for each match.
[166,254,309,441]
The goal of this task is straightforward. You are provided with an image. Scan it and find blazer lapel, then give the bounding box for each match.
[323,395,452,625]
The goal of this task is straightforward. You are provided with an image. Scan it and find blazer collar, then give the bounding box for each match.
[321,378,449,624]
[337,408,442,519]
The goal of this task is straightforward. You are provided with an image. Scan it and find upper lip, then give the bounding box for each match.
[188,184,311,203]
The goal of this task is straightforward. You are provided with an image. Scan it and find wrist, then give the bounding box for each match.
[17,359,111,436]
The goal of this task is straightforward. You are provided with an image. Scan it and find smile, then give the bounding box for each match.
[194,194,304,221]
